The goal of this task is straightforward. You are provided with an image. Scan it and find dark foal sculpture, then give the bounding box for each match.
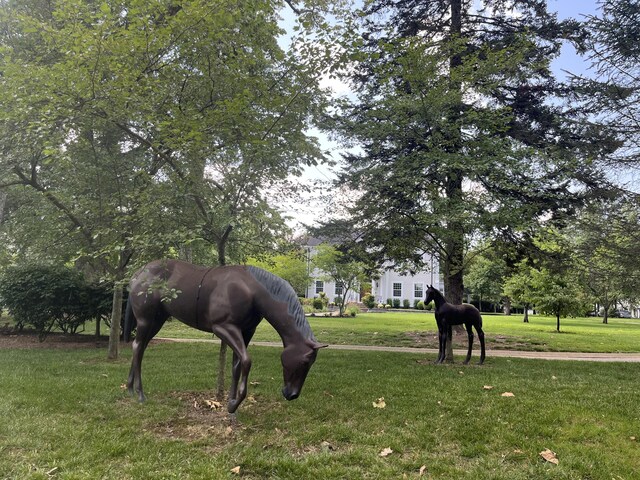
[424,285,486,365]
[124,259,326,413]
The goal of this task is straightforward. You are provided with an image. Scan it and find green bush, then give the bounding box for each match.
[346,305,360,317]
[312,297,324,310]
[402,299,410,309]
[362,294,375,309]
[0,264,112,339]
[392,298,401,308]
[416,300,425,310]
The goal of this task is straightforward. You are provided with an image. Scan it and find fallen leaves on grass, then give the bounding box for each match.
[483,385,494,390]
[321,441,335,451]
[419,465,427,476]
[539,448,559,464]
[379,447,393,457]
[501,392,515,397]
[230,466,241,474]
[373,397,386,409]
[203,399,224,410]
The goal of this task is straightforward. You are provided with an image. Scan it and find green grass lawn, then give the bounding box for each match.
[1,342,639,479]
[156,311,640,353]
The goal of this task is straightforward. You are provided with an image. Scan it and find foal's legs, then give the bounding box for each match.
[476,324,486,365]
[435,315,446,364]
[127,310,168,402]
[463,322,474,365]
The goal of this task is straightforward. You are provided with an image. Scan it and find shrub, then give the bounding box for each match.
[392,298,401,308]
[386,298,393,307]
[416,300,425,310]
[403,299,410,309]
[334,296,343,307]
[318,291,329,308]
[0,264,111,339]
[362,294,376,309]
[346,304,360,317]
[312,297,324,310]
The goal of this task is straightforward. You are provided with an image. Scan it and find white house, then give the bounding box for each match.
[302,237,443,306]
[371,254,443,307]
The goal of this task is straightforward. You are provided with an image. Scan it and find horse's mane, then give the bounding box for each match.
[247,266,316,341]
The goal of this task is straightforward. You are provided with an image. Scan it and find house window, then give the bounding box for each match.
[393,282,402,297]
[335,282,344,296]
[315,281,324,294]
[414,283,423,298]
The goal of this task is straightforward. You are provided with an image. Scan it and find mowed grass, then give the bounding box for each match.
[1,342,639,479]
[157,311,640,353]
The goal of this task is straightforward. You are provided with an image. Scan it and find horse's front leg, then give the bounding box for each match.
[213,327,252,414]
[229,350,242,404]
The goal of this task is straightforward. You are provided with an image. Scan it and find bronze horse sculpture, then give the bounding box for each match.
[424,285,486,365]
[124,259,326,413]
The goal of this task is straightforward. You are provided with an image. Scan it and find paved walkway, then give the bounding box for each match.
[156,338,640,363]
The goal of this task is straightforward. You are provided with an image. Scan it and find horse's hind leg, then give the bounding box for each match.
[463,323,474,365]
[127,311,168,402]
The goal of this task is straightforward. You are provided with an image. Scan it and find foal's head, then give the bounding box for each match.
[424,285,442,308]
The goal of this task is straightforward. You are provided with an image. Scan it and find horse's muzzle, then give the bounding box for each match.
[282,386,300,401]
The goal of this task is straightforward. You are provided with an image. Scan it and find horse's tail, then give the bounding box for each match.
[123,297,135,343]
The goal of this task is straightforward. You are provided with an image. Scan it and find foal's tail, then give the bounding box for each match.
[123,298,135,343]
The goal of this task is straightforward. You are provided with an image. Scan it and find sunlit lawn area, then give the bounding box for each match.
[156,311,640,353]
[1,342,639,479]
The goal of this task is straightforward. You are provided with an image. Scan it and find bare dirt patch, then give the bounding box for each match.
[148,391,271,446]
[404,330,543,350]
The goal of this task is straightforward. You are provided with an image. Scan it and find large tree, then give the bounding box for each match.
[0,0,333,357]
[570,196,640,323]
[576,0,640,172]
[328,0,619,308]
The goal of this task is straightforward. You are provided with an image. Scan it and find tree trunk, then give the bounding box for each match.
[107,283,123,360]
[0,190,6,224]
[523,303,529,323]
[602,307,609,324]
[504,297,512,315]
[95,316,101,337]
[556,313,560,332]
[215,224,233,397]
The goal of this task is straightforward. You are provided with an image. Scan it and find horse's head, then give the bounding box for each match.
[280,339,327,401]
